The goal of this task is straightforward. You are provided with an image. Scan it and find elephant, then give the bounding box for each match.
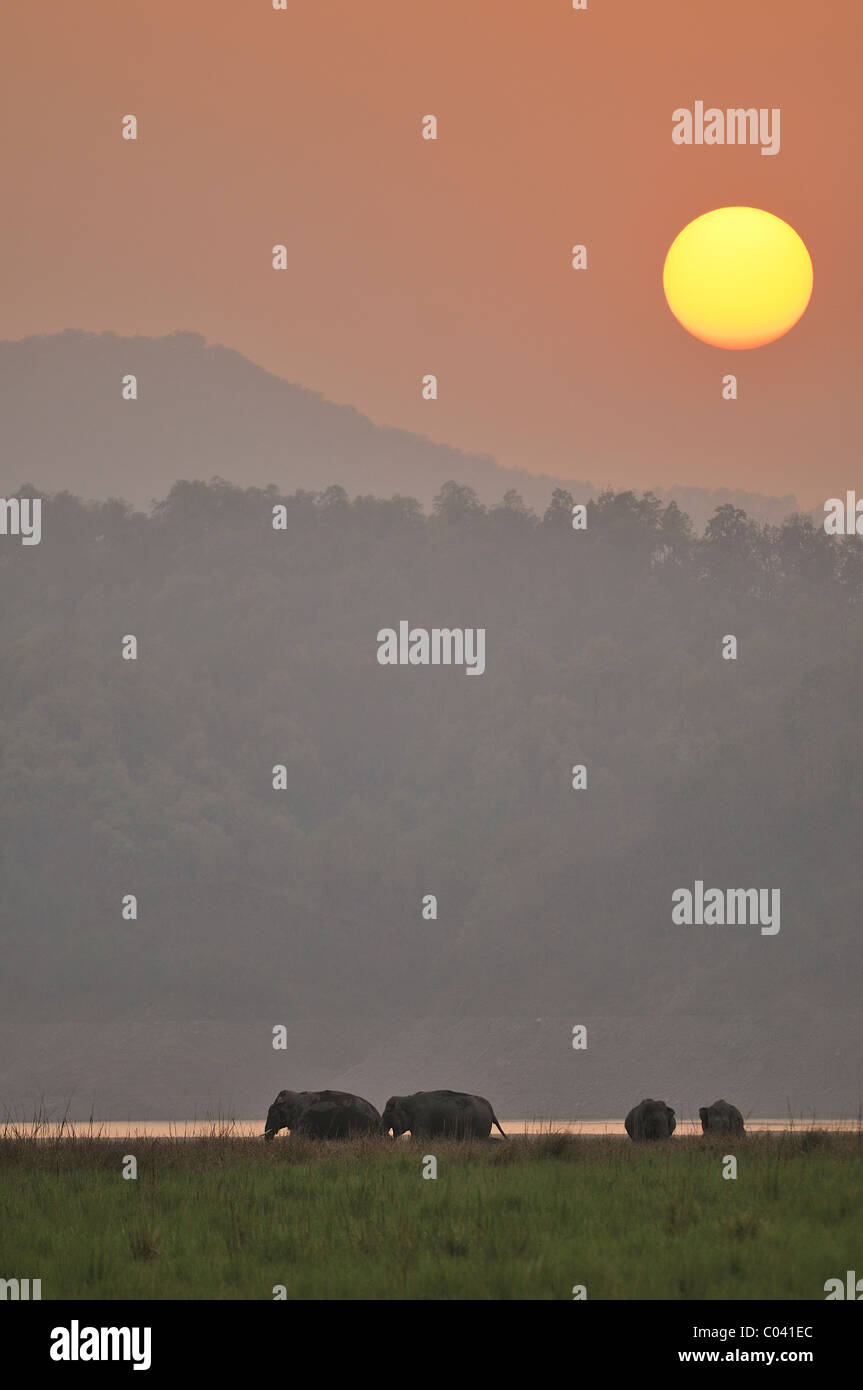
[624,1098,676,1141]
[381,1090,507,1140]
[699,1099,745,1135]
[263,1089,381,1141]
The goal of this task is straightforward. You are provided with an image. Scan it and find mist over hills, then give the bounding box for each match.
[0,478,861,1117]
[0,331,801,530]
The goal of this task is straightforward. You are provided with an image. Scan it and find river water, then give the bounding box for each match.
[5,1118,860,1139]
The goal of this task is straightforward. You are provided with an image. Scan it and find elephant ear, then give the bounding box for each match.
[698,1107,709,1123]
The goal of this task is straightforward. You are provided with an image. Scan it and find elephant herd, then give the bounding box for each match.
[624,1096,745,1140]
[263,1088,506,1141]
[263,1088,746,1141]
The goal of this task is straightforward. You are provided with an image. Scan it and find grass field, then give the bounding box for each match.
[1,1128,861,1299]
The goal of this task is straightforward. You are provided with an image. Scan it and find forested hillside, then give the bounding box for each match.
[2,479,861,1061]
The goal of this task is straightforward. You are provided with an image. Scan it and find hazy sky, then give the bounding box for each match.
[2,0,859,506]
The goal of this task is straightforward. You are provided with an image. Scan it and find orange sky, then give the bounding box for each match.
[1,0,859,507]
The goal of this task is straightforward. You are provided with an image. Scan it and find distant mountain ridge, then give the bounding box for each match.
[0,330,800,530]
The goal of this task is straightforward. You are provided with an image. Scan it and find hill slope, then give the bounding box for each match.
[0,330,799,529]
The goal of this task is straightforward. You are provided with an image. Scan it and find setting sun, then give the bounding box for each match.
[663,207,814,349]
